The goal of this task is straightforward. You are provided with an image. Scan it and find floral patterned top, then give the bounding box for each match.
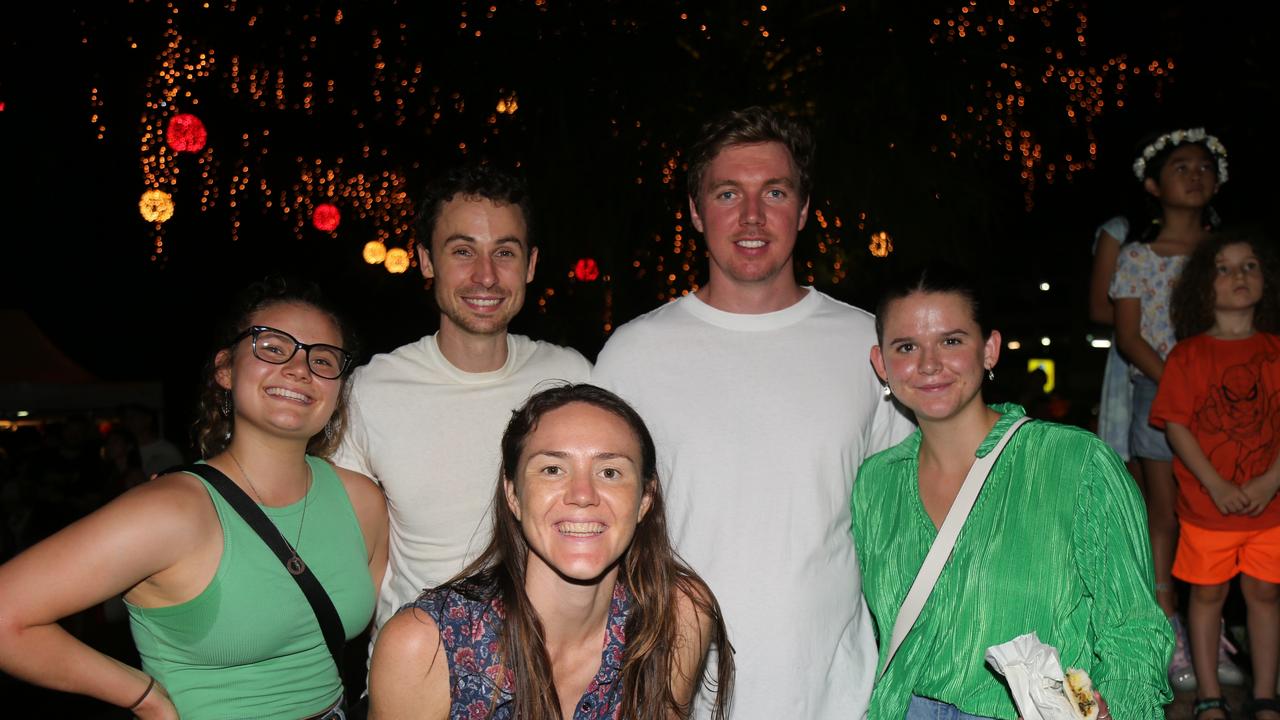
[1110,241,1189,364]
[404,578,630,720]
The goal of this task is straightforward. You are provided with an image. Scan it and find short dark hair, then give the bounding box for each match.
[874,261,992,343]
[416,163,534,254]
[686,106,816,208]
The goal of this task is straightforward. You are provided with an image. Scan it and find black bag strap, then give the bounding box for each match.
[172,463,345,673]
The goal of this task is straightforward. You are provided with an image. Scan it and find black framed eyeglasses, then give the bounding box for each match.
[232,326,353,380]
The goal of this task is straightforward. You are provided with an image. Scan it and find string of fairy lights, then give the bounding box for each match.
[929,0,1172,208]
[90,0,1171,329]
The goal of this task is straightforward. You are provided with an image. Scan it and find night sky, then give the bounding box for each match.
[1,1,1275,435]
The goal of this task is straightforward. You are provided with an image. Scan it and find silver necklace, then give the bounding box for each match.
[227,451,312,575]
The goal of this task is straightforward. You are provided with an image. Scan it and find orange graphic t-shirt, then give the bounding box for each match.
[1151,332,1280,531]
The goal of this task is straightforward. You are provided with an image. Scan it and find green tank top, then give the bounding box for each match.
[127,456,374,720]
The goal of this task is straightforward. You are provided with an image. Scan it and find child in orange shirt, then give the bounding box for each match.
[1151,228,1280,720]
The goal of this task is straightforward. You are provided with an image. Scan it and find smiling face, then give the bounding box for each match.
[690,141,809,299]
[504,401,653,586]
[1213,242,1264,313]
[870,291,1001,425]
[419,194,537,340]
[1146,143,1218,210]
[216,301,343,443]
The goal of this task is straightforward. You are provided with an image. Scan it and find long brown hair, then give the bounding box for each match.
[448,383,733,719]
[1171,226,1280,340]
[192,276,358,459]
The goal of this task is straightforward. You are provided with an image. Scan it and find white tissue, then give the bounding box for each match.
[985,633,1082,720]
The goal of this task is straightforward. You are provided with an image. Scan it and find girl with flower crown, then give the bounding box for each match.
[1104,126,1233,694]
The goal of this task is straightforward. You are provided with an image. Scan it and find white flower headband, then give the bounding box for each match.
[1132,127,1229,185]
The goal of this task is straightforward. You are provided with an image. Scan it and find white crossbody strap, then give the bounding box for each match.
[876,416,1031,681]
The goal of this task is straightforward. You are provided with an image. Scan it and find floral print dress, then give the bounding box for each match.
[1109,241,1189,365]
[404,579,630,719]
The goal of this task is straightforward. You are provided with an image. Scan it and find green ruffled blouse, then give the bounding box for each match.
[851,404,1173,719]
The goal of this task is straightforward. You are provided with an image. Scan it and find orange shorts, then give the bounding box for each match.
[1173,521,1280,585]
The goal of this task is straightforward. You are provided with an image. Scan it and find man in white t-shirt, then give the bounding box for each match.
[593,107,914,719]
[333,165,591,655]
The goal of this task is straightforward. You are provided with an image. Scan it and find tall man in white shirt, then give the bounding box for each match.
[593,107,914,718]
[334,164,592,654]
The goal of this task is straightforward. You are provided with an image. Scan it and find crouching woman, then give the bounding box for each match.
[369,383,733,719]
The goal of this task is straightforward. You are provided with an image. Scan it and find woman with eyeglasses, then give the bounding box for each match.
[0,276,388,719]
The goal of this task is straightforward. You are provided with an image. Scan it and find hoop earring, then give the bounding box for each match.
[221,391,232,417]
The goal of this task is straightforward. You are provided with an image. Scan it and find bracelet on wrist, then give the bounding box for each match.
[128,675,156,711]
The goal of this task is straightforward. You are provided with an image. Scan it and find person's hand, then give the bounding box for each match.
[1096,691,1112,720]
[1204,477,1251,515]
[132,680,178,720]
[1241,473,1280,516]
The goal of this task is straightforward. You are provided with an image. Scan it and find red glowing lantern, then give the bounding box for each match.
[574,258,600,282]
[312,203,341,232]
[165,113,207,153]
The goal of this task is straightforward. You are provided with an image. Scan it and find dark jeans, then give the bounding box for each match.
[905,695,999,719]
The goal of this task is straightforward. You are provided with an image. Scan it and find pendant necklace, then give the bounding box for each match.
[227,451,312,575]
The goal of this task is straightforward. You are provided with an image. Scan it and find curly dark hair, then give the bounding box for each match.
[1171,226,1280,340]
[686,106,815,210]
[415,162,534,254]
[192,275,359,459]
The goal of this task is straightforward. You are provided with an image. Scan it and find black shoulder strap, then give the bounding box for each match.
[172,463,345,673]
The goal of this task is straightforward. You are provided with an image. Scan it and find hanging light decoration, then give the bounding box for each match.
[362,239,388,264]
[312,203,341,232]
[139,189,175,223]
[165,113,207,153]
[573,257,601,281]
[496,91,519,115]
[868,231,893,258]
[384,247,410,273]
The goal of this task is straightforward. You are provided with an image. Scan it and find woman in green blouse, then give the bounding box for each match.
[852,263,1173,719]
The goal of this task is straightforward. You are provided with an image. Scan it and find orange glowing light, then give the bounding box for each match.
[869,231,893,257]
[363,240,388,264]
[139,189,175,223]
[384,247,410,273]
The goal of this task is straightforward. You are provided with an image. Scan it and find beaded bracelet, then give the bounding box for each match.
[128,676,156,711]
